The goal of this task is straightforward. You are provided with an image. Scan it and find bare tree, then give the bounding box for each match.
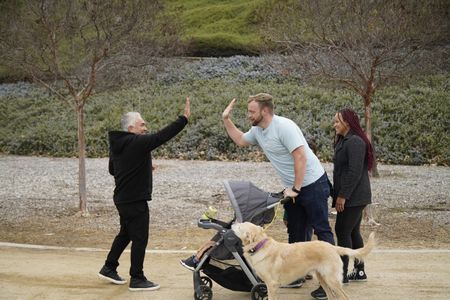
[0,0,182,216]
[262,0,449,176]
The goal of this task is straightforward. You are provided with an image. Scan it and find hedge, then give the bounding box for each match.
[0,75,448,165]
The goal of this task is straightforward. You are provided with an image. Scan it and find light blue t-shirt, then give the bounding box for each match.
[243,115,324,187]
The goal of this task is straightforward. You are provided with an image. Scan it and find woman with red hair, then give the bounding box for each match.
[332,108,374,283]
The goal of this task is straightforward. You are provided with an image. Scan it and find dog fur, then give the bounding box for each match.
[232,222,375,300]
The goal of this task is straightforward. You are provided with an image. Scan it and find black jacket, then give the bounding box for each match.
[108,116,188,204]
[332,132,371,208]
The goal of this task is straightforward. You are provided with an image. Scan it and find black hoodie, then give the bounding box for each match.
[108,115,188,204]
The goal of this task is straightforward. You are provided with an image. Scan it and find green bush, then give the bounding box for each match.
[373,77,450,165]
[0,75,449,165]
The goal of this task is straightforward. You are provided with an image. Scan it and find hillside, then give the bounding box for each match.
[165,0,267,56]
[0,1,448,165]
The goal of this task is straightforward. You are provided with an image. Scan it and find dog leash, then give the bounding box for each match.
[263,202,282,232]
[263,195,295,232]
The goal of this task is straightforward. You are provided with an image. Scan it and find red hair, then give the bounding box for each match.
[337,108,374,171]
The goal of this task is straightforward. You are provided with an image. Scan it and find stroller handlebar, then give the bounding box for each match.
[197,219,227,232]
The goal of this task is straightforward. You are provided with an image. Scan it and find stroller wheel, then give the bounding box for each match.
[200,276,213,288]
[251,283,268,300]
[194,285,212,300]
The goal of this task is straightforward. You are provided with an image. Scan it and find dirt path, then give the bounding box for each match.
[1,244,449,300]
[0,156,449,299]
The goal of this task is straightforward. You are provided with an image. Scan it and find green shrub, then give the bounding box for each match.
[1,75,449,165]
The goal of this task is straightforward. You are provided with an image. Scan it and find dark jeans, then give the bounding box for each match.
[105,201,149,279]
[285,173,335,245]
[287,218,313,243]
[335,205,366,273]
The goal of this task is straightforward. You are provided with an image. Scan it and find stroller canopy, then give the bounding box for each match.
[223,180,281,225]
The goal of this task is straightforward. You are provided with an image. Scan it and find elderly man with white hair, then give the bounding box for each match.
[98,97,190,291]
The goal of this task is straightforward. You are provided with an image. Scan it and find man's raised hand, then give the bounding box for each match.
[222,98,236,120]
[184,97,191,119]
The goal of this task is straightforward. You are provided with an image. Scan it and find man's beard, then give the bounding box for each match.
[251,115,263,126]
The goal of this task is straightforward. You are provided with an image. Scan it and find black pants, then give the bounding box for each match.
[105,201,149,279]
[335,205,366,274]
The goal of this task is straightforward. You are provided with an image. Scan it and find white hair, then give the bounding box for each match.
[121,112,142,131]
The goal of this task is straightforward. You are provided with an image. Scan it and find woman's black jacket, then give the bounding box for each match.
[332,132,372,208]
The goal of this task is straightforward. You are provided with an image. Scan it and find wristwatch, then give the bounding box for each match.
[292,186,301,194]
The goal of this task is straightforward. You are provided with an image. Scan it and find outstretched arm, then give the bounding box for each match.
[141,98,189,151]
[222,98,250,147]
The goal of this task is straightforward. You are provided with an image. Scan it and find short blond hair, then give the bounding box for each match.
[247,93,274,112]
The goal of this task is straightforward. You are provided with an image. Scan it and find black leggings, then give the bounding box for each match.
[334,205,366,273]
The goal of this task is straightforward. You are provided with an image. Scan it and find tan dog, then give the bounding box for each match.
[232,222,375,300]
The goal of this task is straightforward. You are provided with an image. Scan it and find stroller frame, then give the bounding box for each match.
[191,180,287,300]
[193,218,266,300]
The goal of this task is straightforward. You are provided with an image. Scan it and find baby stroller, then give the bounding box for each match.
[192,180,288,300]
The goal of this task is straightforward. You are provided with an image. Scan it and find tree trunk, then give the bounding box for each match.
[76,103,89,216]
[362,96,381,226]
[363,99,380,177]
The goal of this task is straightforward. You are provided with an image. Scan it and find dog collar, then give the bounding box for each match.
[248,238,269,256]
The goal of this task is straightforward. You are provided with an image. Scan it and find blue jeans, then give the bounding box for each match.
[285,173,335,245]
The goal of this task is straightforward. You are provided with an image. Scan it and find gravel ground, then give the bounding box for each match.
[0,155,449,250]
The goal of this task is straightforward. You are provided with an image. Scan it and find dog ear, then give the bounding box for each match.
[243,231,251,244]
[253,226,264,243]
[247,226,260,244]
[240,226,254,244]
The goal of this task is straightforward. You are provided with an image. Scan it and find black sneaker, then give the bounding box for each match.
[281,278,305,288]
[98,265,127,285]
[343,273,349,284]
[180,255,198,271]
[348,269,367,281]
[129,277,160,291]
[311,286,327,300]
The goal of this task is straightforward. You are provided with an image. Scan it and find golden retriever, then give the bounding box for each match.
[232,222,375,300]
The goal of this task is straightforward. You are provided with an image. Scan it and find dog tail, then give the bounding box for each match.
[334,232,376,261]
